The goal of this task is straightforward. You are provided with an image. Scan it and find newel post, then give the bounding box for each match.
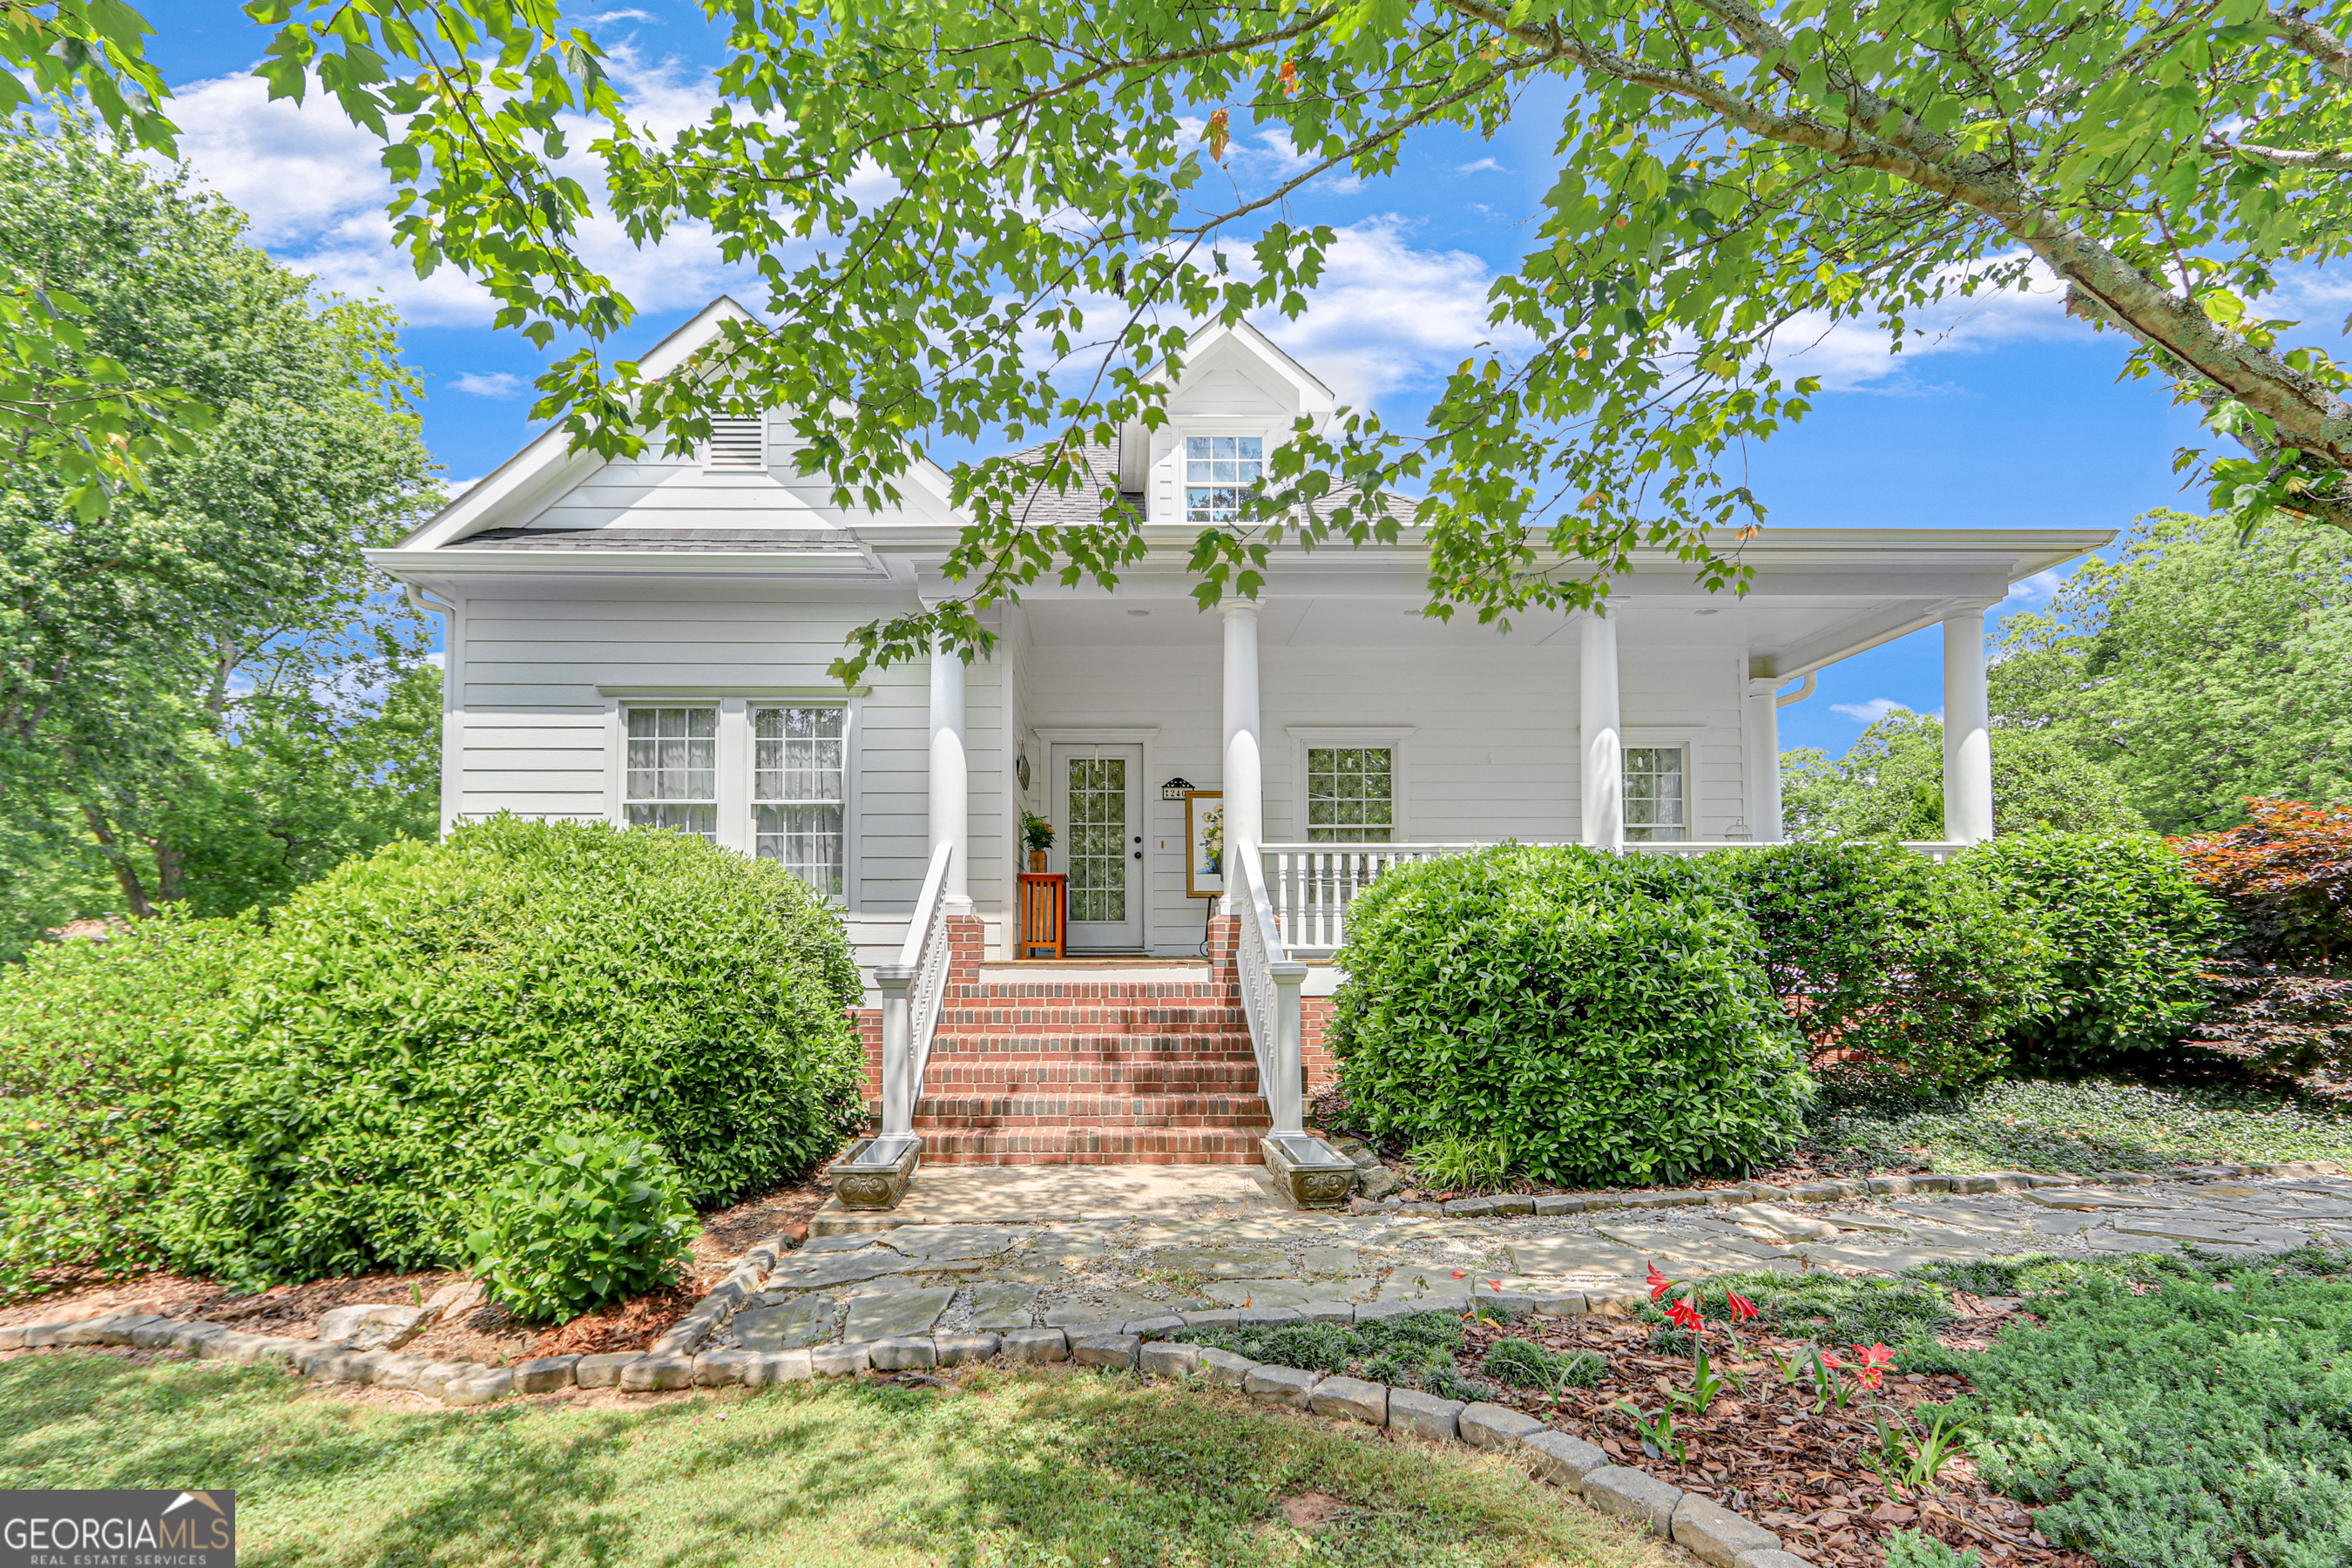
[1272,958,1309,1134]
[875,963,916,1137]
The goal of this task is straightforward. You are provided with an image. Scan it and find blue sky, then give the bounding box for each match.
[136,0,2212,754]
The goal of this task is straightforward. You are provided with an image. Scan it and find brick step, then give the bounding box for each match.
[917,1127,1267,1166]
[916,1093,1269,1124]
[923,1074,1265,1100]
[931,1010,1251,1034]
[923,1038,1259,1060]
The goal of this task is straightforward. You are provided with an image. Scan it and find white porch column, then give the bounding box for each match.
[875,963,915,1137]
[1744,686,1783,842]
[1578,612,1623,849]
[1221,603,1264,865]
[1942,607,1995,843]
[928,635,972,909]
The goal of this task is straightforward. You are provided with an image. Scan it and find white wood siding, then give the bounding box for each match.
[446,580,1007,980]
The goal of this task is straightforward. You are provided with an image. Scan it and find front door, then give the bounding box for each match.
[1053,741,1144,951]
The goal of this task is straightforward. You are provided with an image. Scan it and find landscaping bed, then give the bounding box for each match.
[1172,1242,2352,1568]
[0,1174,833,1359]
[1319,1064,2352,1209]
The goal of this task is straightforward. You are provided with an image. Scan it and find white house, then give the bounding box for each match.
[368,297,2111,1168]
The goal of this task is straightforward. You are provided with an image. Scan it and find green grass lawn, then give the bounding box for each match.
[0,1354,1672,1568]
[1803,1076,2352,1174]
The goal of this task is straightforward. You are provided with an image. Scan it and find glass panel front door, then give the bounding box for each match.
[1053,742,1143,950]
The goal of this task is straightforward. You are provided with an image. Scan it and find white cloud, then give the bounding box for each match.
[1456,158,1505,175]
[1765,255,2080,394]
[161,51,771,328]
[450,372,525,398]
[1831,697,1910,724]
[1999,568,2065,609]
[444,476,483,497]
[1255,216,1529,405]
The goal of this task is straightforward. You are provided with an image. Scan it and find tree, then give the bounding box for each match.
[0,119,443,940]
[0,9,196,515]
[1991,510,2352,833]
[1782,709,2142,841]
[217,0,2352,676]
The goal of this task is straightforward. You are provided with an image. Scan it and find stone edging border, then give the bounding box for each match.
[1361,1157,2346,1218]
[4,1308,1795,1567]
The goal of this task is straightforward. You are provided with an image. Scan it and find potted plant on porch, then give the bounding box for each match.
[1022,811,1055,871]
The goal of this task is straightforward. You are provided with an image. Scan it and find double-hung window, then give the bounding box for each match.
[1306,747,1394,842]
[1185,436,1262,524]
[625,706,718,840]
[1624,746,1686,841]
[753,706,846,898]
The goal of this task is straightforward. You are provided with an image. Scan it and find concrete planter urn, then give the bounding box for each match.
[1260,1133,1359,1209]
[827,1135,922,1209]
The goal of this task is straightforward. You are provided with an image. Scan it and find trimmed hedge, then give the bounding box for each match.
[1,817,866,1295]
[1328,846,1811,1186]
[0,914,258,1294]
[1715,841,2053,1091]
[467,1124,700,1322]
[1961,833,2223,1073]
[156,818,865,1287]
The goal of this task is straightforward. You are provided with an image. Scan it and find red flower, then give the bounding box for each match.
[1666,1297,1705,1333]
[1451,1270,1467,1280]
[1849,1342,1897,1389]
[1725,1291,1759,1322]
[1488,1279,1504,1294]
[1646,1262,1675,1301]
[1818,1351,1846,1369]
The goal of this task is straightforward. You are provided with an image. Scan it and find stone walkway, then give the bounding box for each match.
[713,1166,2352,1354]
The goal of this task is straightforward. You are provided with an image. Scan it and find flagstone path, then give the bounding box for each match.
[707,1170,2352,1353]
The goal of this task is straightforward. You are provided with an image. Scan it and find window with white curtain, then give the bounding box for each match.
[624,706,718,840]
[753,706,846,898]
[1624,745,1687,841]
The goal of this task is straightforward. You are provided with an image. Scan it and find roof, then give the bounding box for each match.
[461,526,854,552]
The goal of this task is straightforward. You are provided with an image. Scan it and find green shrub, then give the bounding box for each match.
[1960,834,2223,1074]
[1882,1531,1982,1568]
[152,817,864,1287]
[1329,847,1811,1186]
[1718,841,2053,1091]
[467,1125,700,1321]
[0,914,258,1295]
[1953,1260,2352,1567]
[1480,1337,1604,1390]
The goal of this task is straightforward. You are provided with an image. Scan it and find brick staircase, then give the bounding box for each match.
[905,916,1271,1165]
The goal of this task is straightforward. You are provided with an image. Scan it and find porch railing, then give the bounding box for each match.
[876,842,954,1137]
[1233,847,1308,1135]
[1260,838,1972,955]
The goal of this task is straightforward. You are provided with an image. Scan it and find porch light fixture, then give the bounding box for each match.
[1161,776,1195,800]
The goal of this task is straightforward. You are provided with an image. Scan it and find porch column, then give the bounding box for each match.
[1578,612,1623,849]
[1221,603,1264,871]
[929,634,972,909]
[1744,684,1783,842]
[1942,607,1995,843]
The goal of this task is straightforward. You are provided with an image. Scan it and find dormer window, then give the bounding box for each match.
[704,416,767,472]
[1186,436,1261,523]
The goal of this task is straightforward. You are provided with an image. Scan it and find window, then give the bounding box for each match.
[1185,435,1262,523]
[704,416,767,472]
[754,706,846,898]
[1306,747,1393,842]
[625,706,717,839]
[1065,755,1128,922]
[1624,746,1686,841]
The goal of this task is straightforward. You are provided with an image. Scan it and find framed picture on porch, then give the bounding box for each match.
[1184,790,1224,899]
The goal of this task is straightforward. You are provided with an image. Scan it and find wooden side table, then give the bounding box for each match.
[1017,873,1067,959]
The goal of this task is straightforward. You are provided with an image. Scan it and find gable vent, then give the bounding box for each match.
[704,416,767,472]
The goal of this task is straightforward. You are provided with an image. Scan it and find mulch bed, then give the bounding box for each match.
[1448,1298,2089,1568]
[0,1175,833,1360]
